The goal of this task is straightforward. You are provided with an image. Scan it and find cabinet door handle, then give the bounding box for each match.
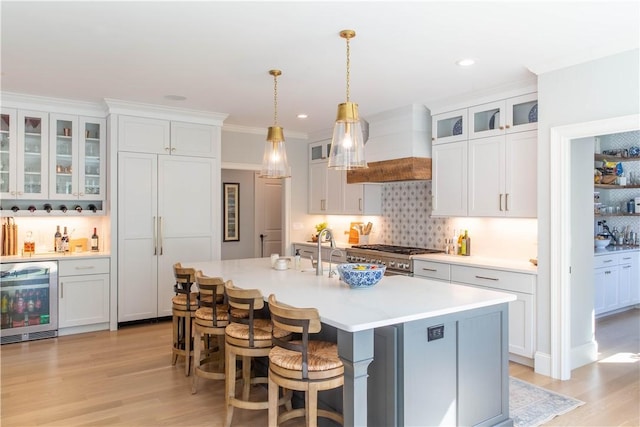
[422,268,437,272]
[499,125,505,130]
[505,124,511,129]
[171,147,176,152]
[159,216,164,255]
[505,193,509,211]
[475,275,499,281]
[603,259,613,263]
[74,266,95,270]
[153,216,157,255]
[359,198,363,211]
[321,199,326,211]
[499,194,504,211]
[164,147,170,152]
[622,265,631,269]
[60,282,64,298]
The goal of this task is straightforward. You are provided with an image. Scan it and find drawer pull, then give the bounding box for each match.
[422,268,437,272]
[75,266,95,270]
[622,265,631,269]
[602,260,613,263]
[475,275,499,281]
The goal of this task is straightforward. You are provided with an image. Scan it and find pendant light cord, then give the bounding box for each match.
[273,72,279,125]
[345,36,351,103]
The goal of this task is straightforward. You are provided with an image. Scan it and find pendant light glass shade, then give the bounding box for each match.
[260,70,290,178]
[328,29,367,170]
[327,102,367,169]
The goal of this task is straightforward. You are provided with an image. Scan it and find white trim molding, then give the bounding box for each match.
[549,114,639,380]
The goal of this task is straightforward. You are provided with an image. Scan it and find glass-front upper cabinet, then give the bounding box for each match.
[431,109,467,144]
[0,109,49,200]
[468,93,538,139]
[49,114,105,200]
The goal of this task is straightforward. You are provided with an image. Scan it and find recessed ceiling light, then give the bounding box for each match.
[164,94,187,101]
[456,59,475,67]
[297,113,308,119]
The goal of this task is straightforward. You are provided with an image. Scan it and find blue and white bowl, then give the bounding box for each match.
[337,263,386,289]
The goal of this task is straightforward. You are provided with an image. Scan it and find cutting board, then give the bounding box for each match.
[349,222,363,245]
[70,238,88,252]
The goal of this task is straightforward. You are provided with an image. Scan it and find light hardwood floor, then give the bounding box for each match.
[1,309,638,426]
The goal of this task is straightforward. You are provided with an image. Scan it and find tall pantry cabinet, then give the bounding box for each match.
[109,105,227,323]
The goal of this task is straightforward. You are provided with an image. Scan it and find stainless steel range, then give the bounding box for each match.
[346,244,444,276]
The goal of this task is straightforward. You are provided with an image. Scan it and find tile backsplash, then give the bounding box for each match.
[376,180,538,260]
[377,181,449,248]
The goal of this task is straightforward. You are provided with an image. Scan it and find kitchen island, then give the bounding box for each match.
[187,257,516,427]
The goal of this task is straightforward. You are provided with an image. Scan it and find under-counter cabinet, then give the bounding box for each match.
[58,258,110,333]
[594,251,639,316]
[413,259,451,282]
[450,265,536,360]
[49,114,106,200]
[0,109,49,200]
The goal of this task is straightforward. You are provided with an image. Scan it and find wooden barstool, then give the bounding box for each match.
[267,294,344,427]
[192,270,231,393]
[171,263,198,376]
[224,281,292,427]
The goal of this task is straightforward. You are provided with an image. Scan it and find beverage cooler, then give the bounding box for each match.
[1,261,58,344]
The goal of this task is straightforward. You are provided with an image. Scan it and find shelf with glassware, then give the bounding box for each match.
[0,109,49,201]
[49,115,106,201]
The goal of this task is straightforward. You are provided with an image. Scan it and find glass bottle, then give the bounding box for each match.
[91,228,99,252]
[55,226,62,252]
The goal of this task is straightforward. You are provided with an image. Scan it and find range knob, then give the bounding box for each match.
[389,261,396,268]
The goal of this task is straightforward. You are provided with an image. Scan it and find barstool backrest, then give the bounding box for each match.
[267,294,321,379]
[195,270,226,327]
[225,280,264,347]
[173,263,196,310]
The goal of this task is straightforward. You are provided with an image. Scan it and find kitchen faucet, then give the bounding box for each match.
[328,248,344,278]
[316,228,336,276]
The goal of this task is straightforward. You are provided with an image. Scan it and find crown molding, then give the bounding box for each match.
[0,92,107,117]
[104,98,228,125]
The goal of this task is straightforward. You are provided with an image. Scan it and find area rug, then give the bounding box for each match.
[510,377,585,427]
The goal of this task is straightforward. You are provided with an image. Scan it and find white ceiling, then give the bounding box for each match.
[2,1,639,136]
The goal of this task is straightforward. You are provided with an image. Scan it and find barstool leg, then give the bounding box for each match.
[171,314,179,365]
[268,372,279,427]
[225,345,236,427]
[241,355,252,401]
[185,315,192,376]
[191,325,201,394]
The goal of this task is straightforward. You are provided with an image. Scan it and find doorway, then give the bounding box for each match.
[221,167,287,260]
[549,114,640,380]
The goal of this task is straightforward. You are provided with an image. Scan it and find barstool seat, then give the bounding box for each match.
[224,281,292,427]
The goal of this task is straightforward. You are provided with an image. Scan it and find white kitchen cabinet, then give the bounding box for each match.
[449,264,536,359]
[468,130,537,217]
[0,109,49,200]
[308,141,382,215]
[431,108,467,144]
[468,93,538,140]
[58,257,110,331]
[118,116,219,157]
[412,259,450,282]
[431,140,468,217]
[49,114,106,200]
[118,152,218,322]
[594,251,639,316]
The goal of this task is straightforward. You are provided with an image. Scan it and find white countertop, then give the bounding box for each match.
[186,257,515,333]
[1,251,110,263]
[412,253,538,274]
[594,245,639,255]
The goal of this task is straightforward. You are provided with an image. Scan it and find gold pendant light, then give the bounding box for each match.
[328,29,367,170]
[260,69,290,178]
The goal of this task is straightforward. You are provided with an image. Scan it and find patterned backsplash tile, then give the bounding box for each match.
[377,181,450,248]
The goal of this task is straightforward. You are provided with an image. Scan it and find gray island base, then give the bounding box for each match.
[187,258,516,426]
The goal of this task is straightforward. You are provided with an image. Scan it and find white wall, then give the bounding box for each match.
[537,49,640,362]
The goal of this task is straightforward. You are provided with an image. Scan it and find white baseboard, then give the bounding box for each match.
[58,323,109,336]
[534,351,551,376]
[571,340,598,369]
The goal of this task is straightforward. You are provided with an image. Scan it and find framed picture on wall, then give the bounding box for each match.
[223,182,239,242]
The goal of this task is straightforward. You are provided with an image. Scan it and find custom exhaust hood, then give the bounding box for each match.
[345,104,432,183]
